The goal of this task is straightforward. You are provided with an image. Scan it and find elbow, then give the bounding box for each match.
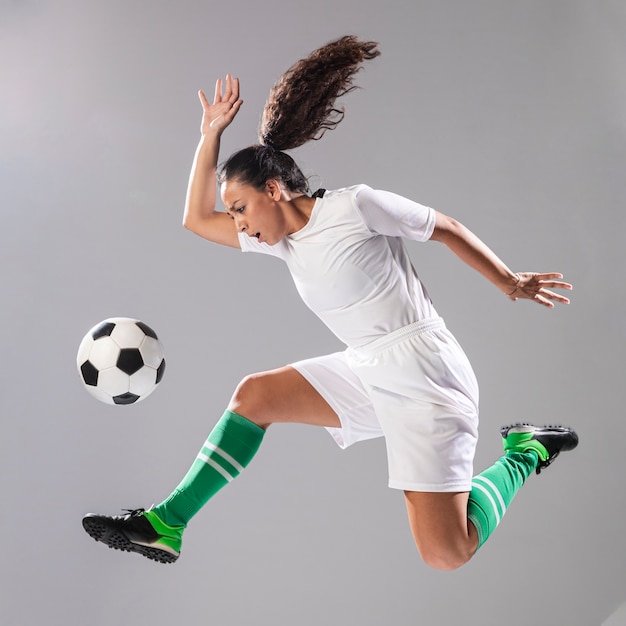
[182,213,196,232]
[430,212,463,243]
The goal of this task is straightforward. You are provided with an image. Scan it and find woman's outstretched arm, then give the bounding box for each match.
[430,211,572,308]
[182,75,243,248]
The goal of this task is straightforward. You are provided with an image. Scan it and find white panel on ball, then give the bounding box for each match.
[88,336,121,370]
[110,319,147,348]
[140,336,166,369]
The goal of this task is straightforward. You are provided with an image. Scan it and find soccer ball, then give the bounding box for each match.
[76,317,166,405]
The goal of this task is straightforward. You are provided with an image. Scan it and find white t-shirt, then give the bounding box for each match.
[238,184,439,349]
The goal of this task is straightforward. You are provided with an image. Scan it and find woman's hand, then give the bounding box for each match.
[507,272,572,307]
[199,74,243,136]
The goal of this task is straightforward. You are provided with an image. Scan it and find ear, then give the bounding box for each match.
[265,179,283,200]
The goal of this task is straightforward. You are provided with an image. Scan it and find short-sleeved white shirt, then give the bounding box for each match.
[238,184,438,349]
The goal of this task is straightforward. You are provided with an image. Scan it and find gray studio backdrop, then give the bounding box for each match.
[2,1,625,625]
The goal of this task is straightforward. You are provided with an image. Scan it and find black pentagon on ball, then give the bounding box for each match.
[116,348,144,375]
[156,359,166,383]
[113,392,140,405]
[135,321,158,339]
[92,321,116,340]
[80,360,99,386]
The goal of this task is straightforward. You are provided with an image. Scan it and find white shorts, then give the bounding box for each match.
[291,318,479,492]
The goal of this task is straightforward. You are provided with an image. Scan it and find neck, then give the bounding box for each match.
[281,193,316,235]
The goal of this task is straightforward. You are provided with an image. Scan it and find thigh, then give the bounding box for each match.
[228,365,341,428]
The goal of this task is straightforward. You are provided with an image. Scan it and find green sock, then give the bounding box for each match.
[467,451,538,549]
[152,410,265,528]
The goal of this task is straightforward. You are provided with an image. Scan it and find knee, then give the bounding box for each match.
[418,543,474,572]
[228,373,271,427]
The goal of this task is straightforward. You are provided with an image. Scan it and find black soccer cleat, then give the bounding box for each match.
[501,423,579,474]
[82,508,183,564]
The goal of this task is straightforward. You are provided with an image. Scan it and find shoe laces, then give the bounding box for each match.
[121,508,146,518]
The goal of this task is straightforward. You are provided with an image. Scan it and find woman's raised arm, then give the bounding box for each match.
[182,75,243,248]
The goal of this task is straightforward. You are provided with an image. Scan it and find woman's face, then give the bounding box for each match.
[221,178,288,246]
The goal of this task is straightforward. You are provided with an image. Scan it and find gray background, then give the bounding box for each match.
[1,1,624,625]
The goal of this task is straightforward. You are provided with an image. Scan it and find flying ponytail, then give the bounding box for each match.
[259,35,380,150]
[219,35,380,193]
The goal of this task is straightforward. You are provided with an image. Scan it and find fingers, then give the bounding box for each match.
[213,77,222,103]
[539,286,571,304]
[533,273,573,290]
[228,75,240,103]
[512,271,572,307]
[534,272,564,280]
[211,74,240,104]
[539,280,572,291]
[535,294,555,308]
[198,89,210,109]
[223,99,243,123]
[535,276,572,306]
[536,274,572,306]
[222,75,232,101]
[536,289,570,306]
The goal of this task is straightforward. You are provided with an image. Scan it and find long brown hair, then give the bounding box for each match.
[219,35,380,193]
[260,35,380,150]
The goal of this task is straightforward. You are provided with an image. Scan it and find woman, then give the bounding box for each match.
[83,36,577,571]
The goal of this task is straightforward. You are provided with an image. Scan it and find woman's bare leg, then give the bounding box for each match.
[404,491,478,571]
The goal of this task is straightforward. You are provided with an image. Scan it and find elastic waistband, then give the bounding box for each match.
[353,318,446,356]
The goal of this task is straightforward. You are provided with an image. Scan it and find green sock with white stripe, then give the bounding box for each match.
[151,410,265,528]
[467,451,538,549]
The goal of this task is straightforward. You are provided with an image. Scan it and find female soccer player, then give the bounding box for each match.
[83,36,577,571]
